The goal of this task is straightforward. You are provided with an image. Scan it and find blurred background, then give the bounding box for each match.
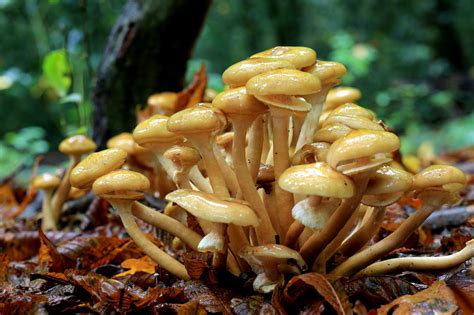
[0,0,473,179]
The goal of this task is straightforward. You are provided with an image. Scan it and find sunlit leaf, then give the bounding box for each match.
[42,49,71,97]
[113,256,157,278]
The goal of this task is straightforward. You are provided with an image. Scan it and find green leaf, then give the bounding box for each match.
[42,49,71,97]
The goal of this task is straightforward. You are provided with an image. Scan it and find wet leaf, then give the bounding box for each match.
[377,281,458,314]
[183,251,213,280]
[446,267,474,313]
[178,280,233,314]
[178,299,208,315]
[346,275,419,309]
[231,295,278,315]
[282,272,345,315]
[113,256,157,278]
[38,228,66,272]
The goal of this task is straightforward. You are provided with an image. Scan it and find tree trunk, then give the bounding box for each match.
[92,0,211,146]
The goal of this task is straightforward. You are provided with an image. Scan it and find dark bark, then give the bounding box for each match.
[92,0,211,146]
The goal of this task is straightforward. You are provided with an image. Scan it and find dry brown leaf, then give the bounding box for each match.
[38,228,65,272]
[175,64,207,112]
[178,300,208,315]
[377,281,458,315]
[113,256,157,278]
[283,272,345,315]
[183,251,213,280]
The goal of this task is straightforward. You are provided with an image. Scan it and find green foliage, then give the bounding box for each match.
[42,49,71,97]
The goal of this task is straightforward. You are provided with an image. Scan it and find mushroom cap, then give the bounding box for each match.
[239,244,307,272]
[213,87,268,116]
[147,92,177,116]
[163,145,201,169]
[70,148,127,189]
[133,114,182,149]
[279,162,355,198]
[323,115,383,131]
[325,87,362,111]
[303,60,347,85]
[246,69,322,96]
[250,46,316,69]
[107,133,135,154]
[92,170,150,200]
[166,189,259,226]
[291,142,331,165]
[59,135,96,156]
[222,58,296,87]
[33,173,61,190]
[328,103,375,120]
[215,132,234,150]
[413,165,467,193]
[257,164,275,184]
[327,130,400,173]
[292,198,340,230]
[313,123,352,143]
[362,166,413,206]
[167,103,227,135]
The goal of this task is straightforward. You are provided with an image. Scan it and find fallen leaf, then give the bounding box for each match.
[38,228,66,272]
[183,251,213,280]
[178,299,208,315]
[446,267,474,313]
[282,272,345,315]
[231,295,278,315]
[377,281,458,315]
[113,256,157,278]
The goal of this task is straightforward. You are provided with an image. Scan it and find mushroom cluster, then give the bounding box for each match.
[65,46,471,291]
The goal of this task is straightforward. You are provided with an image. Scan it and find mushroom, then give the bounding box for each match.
[250,46,317,69]
[295,60,347,150]
[51,135,96,225]
[336,166,413,258]
[313,123,352,143]
[166,189,259,270]
[147,92,178,116]
[299,130,400,265]
[291,142,330,165]
[330,165,467,277]
[278,162,355,248]
[70,148,202,251]
[33,173,61,231]
[357,240,474,277]
[93,170,189,280]
[213,87,276,245]
[324,87,362,112]
[163,145,201,190]
[239,244,307,293]
[246,69,321,238]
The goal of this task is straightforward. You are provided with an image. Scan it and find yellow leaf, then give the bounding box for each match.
[113,256,157,278]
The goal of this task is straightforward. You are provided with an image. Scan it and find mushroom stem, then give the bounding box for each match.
[233,118,276,245]
[330,192,451,277]
[212,142,239,196]
[299,174,369,264]
[51,155,80,223]
[295,88,329,151]
[312,204,362,272]
[111,199,190,280]
[247,115,265,183]
[41,189,56,231]
[189,166,212,193]
[131,202,202,250]
[337,206,386,258]
[284,196,322,247]
[261,113,271,164]
[271,108,295,239]
[356,240,474,277]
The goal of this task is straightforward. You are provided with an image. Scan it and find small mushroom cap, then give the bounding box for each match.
[257,164,275,184]
[107,133,135,154]
[239,244,307,272]
[147,92,177,116]
[325,87,362,111]
[362,166,413,206]
[251,46,317,69]
[59,135,97,156]
[279,162,355,198]
[197,231,225,253]
[163,145,201,169]
[167,103,227,135]
[365,166,413,195]
[166,189,259,226]
[328,103,375,120]
[291,142,331,165]
[133,114,182,149]
[222,58,296,87]
[70,148,127,189]
[323,115,383,131]
[313,123,352,143]
[33,173,61,190]
[303,60,347,85]
[246,69,322,96]
[327,130,400,172]
[93,170,150,200]
[292,198,340,230]
[213,87,268,116]
[215,132,234,150]
[413,165,467,193]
